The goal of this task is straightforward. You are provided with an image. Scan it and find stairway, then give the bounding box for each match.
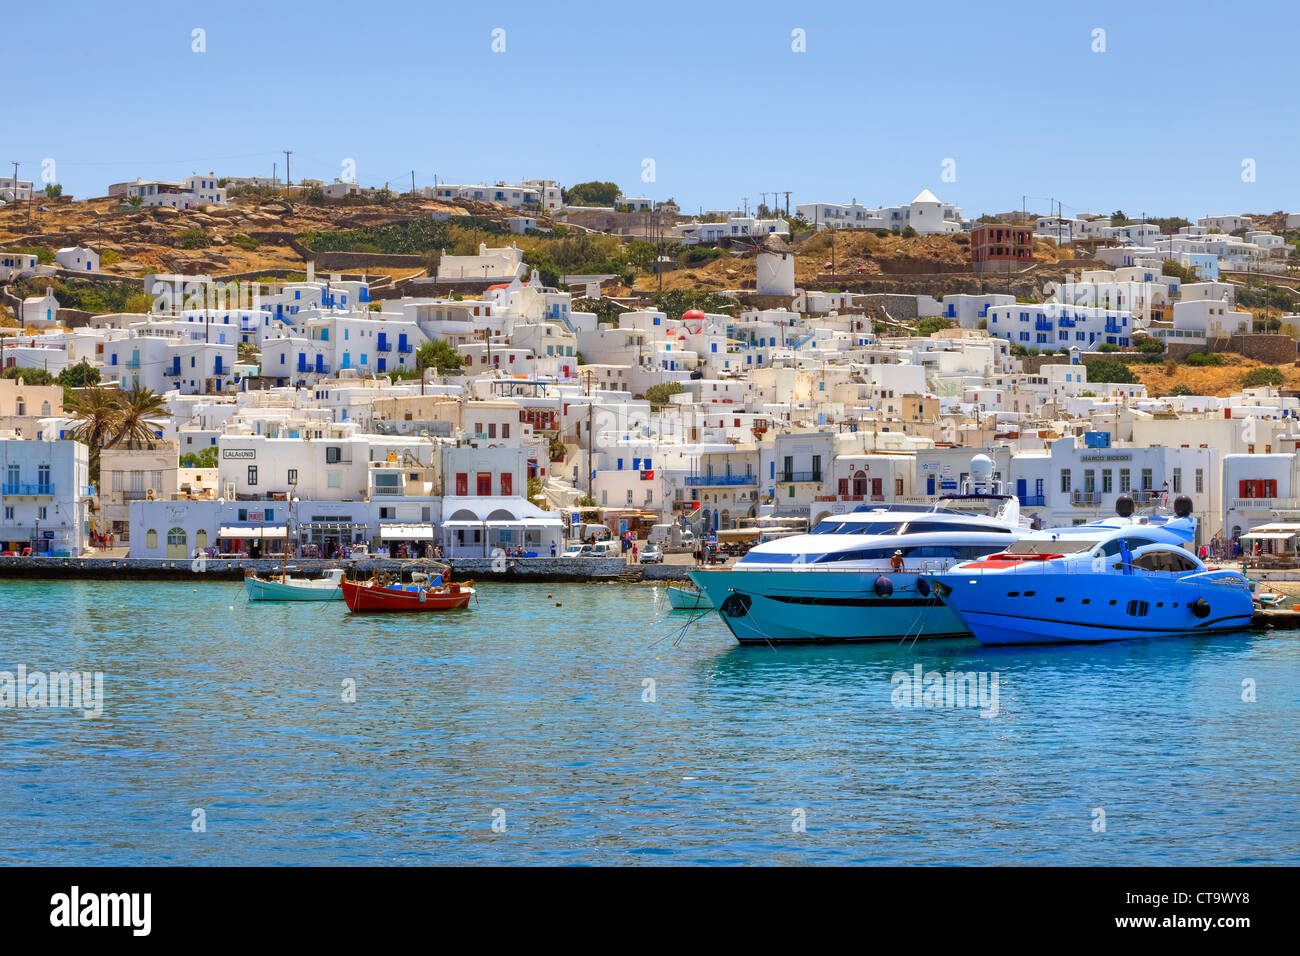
[615,564,644,583]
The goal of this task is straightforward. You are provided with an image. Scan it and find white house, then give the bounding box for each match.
[55,246,100,273]
[0,438,91,555]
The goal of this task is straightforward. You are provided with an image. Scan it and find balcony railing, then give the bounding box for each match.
[684,474,757,486]
[2,482,54,495]
[778,471,822,483]
[397,345,413,354]
[1017,494,1046,506]
[375,343,392,353]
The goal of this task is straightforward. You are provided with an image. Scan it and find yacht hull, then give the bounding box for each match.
[688,569,970,644]
[935,572,1254,645]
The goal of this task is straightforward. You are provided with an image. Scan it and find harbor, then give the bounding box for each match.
[1,577,1295,866]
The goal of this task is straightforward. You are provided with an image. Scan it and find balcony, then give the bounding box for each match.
[1071,491,1102,506]
[684,474,757,487]
[397,344,413,354]
[777,471,822,483]
[2,482,54,495]
[375,343,392,353]
[1231,497,1289,510]
[1017,494,1046,506]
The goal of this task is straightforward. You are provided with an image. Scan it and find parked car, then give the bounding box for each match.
[640,543,664,564]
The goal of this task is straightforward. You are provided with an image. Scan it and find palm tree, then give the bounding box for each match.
[66,387,122,486]
[109,388,168,448]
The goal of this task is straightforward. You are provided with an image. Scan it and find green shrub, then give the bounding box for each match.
[1085,359,1138,384]
[176,227,210,249]
[1185,352,1223,366]
[1241,366,1284,388]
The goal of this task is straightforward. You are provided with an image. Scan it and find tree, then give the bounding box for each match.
[1168,384,1195,396]
[1,367,55,385]
[1085,359,1137,384]
[66,387,122,484]
[562,181,621,207]
[1133,335,1165,356]
[626,240,657,272]
[180,446,220,468]
[415,339,465,374]
[56,360,101,389]
[44,184,63,199]
[1241,366,1284,388]
[375,187,394,205]
[645,382,685,407]
[110,389,168,447]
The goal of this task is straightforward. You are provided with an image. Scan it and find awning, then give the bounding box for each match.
[1240,531,1295,540]
[219,526,287,538]
[379,524,435,540]
[1255,522,1300,530]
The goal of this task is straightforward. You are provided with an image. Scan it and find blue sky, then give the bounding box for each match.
[5,0,1298,219]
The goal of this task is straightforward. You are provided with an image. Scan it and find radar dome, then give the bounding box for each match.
[969,455,994,482]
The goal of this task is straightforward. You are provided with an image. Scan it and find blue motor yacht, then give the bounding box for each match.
[930,495,1254,645]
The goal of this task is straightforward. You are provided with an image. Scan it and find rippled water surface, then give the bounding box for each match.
[0,579,1296,865]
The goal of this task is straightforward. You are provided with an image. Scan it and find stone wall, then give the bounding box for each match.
[0,555,627,581]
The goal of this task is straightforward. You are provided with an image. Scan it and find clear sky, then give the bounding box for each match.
[5,0,1298,219]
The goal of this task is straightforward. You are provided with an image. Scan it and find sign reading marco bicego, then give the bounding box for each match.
[222,449,256,460]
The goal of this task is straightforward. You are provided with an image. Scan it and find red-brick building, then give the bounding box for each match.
[971,223,1034,274]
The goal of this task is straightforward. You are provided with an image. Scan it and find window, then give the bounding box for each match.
[1119,468,1131,493]
[3,506,11,520]
[327,473,341,489]
[1102,469,1113,494]
[1172,468,1182,494]
[1141,468,1153,491]
[1060,469,1071,493]
[500,473,512,496]
[247,466,258,486]
[1195,468,1204,494]
[146,529,158,549]
[287,468,298,485]
[455,473,468,496]
[476,473,492,496]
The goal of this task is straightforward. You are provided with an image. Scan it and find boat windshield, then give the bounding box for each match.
[809,520,905,535]
[1007,539,1100,555]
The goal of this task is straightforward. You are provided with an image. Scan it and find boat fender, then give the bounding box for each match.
[419,589,427,603]
[1191,597,1210,619]
[873,575,894,598]
[916,576,931,598]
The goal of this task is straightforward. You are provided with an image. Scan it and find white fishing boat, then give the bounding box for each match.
[667,584,712,610]
[245,567,346,601]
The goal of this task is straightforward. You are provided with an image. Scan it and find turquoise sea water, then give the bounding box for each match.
[0,579,1296,866]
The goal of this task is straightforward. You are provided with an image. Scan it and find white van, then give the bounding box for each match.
[590,540,622,558]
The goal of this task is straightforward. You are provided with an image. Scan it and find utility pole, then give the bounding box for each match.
[283,150,292,197]
[742,196,749,217]
[783,191,791,217]
[411,170,416,196]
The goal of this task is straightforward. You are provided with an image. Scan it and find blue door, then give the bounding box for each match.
[926,475,936,496]
[1016,478,1027,502]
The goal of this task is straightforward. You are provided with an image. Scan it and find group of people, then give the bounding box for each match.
[90,531,115,550]
[619,531,639,563]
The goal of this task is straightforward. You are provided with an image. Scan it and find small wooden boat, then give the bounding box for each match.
[667,584,712,610]
[245,567,345,601]
[342,572,475,612]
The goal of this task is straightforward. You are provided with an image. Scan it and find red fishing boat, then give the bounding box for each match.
[341,572,475,612]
